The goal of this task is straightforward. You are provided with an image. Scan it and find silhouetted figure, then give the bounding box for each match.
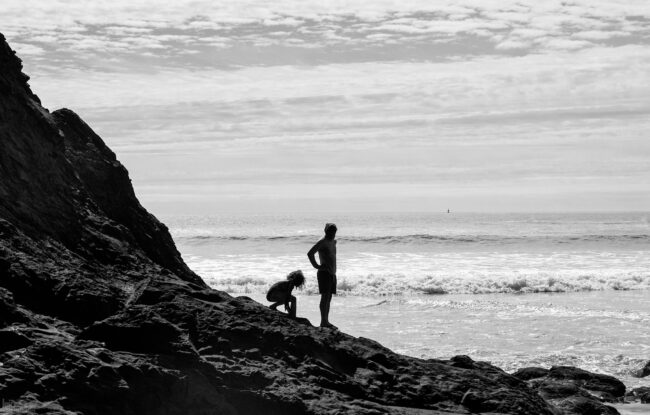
[266,270,305,318]
[308,223,337,328]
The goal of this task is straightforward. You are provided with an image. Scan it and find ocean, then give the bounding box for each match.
[164,212,650,390]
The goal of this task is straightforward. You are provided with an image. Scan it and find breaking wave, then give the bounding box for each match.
[178,233,649,247]
[190,260,650,297]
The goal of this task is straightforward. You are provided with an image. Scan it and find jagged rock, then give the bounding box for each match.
[52,107,201,284]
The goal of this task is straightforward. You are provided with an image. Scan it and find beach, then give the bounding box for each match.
[167,211,650,393]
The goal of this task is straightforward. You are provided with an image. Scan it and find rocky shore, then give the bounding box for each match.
[0,33,646,414]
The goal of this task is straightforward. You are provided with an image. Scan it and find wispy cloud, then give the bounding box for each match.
[28,45,650,110]
[3,0,650,69]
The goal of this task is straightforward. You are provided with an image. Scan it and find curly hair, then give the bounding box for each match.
[286,270,305,288]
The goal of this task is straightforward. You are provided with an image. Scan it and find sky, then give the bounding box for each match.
[3,0,650,214]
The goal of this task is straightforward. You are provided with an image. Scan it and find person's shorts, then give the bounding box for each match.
[317,270,337,295]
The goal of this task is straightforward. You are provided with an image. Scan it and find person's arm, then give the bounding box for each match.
[307,241,321,270]
[284,285,294,310]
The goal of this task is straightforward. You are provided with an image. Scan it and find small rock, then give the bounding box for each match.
[450,355,476,369]
[632,361,650,378]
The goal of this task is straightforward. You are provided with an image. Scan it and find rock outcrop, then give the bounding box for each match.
[0,32,632,414]
[513,366,625,414]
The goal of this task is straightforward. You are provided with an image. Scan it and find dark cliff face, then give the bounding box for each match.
[0,33,621,415]
[52,107,198,279]
[0,35,79,247]
[0,33,203,294]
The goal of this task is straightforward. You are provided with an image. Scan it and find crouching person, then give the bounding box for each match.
[266,270,305,318]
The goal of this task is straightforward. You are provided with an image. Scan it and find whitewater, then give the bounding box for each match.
[166,212,650,295]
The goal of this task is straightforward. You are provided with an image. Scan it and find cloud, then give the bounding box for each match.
[2,0,649,70]
[509,28,551,39]
[572,30,629,40]
[542,38,593,50]
[25,43,650,111]
[495,39,530,50]
[104,26,153,35]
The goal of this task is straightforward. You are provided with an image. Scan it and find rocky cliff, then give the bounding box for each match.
[0,33,625,414]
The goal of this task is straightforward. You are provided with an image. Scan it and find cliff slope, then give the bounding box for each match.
[0,33,620,415]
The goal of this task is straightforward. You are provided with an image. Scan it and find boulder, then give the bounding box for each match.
[547,366,626,398]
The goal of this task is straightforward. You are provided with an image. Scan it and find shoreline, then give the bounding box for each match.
[237,290,650,390]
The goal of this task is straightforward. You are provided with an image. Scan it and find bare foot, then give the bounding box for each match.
[320,323,338,330]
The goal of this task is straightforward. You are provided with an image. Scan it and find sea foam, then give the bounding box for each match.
[169,212,650,296]
[186,252,650,296]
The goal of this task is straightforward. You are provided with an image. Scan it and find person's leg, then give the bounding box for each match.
[325,273,337,327]
[324,293,331,322]
[317,270,327,325]
[319,291,332,326]
[288,295,296,318]
[268,288,282,310]
[326,292,333,324]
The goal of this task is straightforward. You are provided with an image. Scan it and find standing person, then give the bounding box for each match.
[307,223,338,329]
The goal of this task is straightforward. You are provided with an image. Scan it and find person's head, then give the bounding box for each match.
[287,270,305,289]
[324,223,337,240]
